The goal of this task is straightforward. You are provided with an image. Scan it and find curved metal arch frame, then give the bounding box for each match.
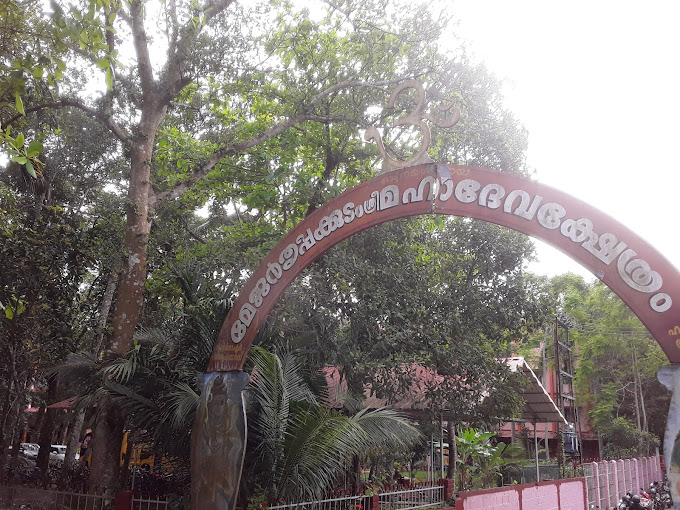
[209,163,680,371]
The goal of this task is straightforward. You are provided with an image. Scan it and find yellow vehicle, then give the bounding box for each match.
[80,431,165,469]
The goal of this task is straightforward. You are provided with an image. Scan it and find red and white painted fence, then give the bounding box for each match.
[453,455,662,510]
[583,455,662,509]
[454,478,587,510]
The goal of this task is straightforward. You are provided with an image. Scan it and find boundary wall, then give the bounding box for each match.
[454,479,587,510]
[583,455,662,509]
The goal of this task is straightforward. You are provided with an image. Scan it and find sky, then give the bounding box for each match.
[450,1,680,280]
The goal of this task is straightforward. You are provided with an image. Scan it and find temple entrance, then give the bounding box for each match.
[211,163,680,370]
[191,162,680,510]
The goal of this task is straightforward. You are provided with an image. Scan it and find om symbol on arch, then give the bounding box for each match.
[364,79,461,172]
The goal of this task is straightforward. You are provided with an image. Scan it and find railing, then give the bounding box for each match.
[268,492,371,510]
[132,494,170,510]
[0,484,110,510]
[378,484,444,510]
[266,483,445,510]
[519,464,584,484]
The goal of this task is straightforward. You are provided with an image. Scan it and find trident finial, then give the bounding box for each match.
[364,79,461,173]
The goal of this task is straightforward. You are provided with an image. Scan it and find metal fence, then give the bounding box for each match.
[266,484,443,510]
[378,484,444,510]
[520,464,584,484]
[132,495,169,510]
[268,492,371,510]
[583,463,598,508]
[0,485,110,510]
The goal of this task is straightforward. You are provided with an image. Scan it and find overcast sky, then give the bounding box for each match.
[451,1,680,280]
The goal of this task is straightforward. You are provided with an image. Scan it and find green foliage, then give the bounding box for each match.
[542,275,668,450]
[0,126,44,177]
[243,345,421,501]
[0,0,65,170]
[600,417,659,460]
[2,0,545,491]
[455,428,517,490]
[57,262,230,464]
[0,295,26,320]
[270,216,544,430]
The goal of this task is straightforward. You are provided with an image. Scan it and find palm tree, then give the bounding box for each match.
[57,262,229,469]
[243,345,422,502]
[59,262,421,500]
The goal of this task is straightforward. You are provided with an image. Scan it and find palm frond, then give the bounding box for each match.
[136,326,179,349]
[102,349,140,383]
[51,351,100,388]
[103,379,162,431]
[244,346,421,500]
[161,381,200,430]
[350,407,422,450]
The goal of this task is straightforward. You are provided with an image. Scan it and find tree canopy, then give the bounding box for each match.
[2,0,663,498]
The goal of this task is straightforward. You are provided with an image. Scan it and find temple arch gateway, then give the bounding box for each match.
[210,163,680,371]
[192,162,680,510]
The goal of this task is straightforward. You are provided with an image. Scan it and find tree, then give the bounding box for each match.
[59,263,421,500]
[599,417,659,460]
[545,274,669,455]
[269,217,544,429]
[0,182,95,475]
[0,102,128,479]
[58,262,230,468]
[2,0,534,490]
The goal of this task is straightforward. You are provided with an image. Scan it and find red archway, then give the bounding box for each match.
[208,163,680,371]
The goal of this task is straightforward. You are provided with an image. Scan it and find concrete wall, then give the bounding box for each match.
[454,479,587,510]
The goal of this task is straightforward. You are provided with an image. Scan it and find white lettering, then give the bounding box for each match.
[537,203,566,230]
[454,179,480,204]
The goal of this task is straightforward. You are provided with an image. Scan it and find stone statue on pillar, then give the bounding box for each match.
[191,371,250,510]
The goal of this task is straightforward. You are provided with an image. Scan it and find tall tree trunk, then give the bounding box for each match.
[92,267,120,357]
[87,105,165,492]
[631,352,641,431]
[88,398,126,494]
[350,454,361,491]
[63,266,119,481]
[8,376,28,476]
[62,410,86,475]
[36,374,59,473]
[0,346,16,452]
[446,421,456,483]
[108,142,154,355]
[633,348,649,433]
[0,377,27,478]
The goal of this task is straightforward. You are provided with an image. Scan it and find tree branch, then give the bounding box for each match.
[47,38,138,100]
[153,74,418,204]
[102,4,116,117]
[153,113,361,204]
[161,0,238,103]
[2,100,130,142]
[201,0,238,24]
[155,77,412,207]
[129,0,155,98]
